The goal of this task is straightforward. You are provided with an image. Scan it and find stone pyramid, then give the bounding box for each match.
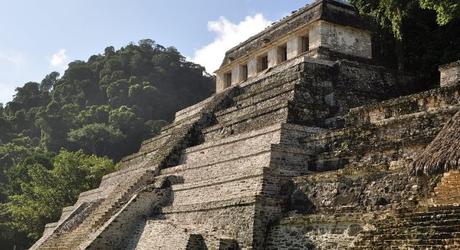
[32,0,460,249]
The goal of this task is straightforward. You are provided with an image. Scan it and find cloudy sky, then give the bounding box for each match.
[0,0,312,104]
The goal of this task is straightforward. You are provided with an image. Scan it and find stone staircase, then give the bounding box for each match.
[353,206,460,249]
[32,86,241,249]
[432,171,460,206]
[38,169,157,249]
[132,122,320,249]
[202,71,297,142]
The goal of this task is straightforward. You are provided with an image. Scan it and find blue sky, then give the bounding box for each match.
[0,0,312,104]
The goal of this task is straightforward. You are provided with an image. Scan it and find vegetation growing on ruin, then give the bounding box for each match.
[351,0,460,91]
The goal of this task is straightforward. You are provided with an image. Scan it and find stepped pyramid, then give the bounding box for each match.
[33,0,460,249]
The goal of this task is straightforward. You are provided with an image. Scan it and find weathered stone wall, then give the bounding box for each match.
[440,60,460,87]
[266,213,372,249]
[264,81,460,249]
[309,21,372,59]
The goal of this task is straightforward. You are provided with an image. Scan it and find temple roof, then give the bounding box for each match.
[219,0,370,69]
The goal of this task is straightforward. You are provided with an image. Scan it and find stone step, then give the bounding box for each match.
[401,211,460,222]
[372,224,460,236]
[203,102,289,142]
[121,132,173,166]
[215,81,295,118]
[234,72,299,102]
[234,81,295,108]
[382,217,460,229]
[160,112,202,134]
[181,124,283,167]
[138,134,172,155]
[371,105,460,127]
[159,152,271,185]
[433,198,460,206]
[434,187,460,194]
[168,174,264,207]
[345,84,460,127]
[173,96,213,123]
[435,180,460,187]
[215,91,294,125]
[160,195,265,214]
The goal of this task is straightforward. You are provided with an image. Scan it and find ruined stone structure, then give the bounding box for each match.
[33,0,460,249]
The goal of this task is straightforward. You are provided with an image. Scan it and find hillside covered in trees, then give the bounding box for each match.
[0,40,214,249]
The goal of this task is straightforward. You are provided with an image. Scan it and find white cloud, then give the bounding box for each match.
[192,14,272,73]
[49,49,69,69]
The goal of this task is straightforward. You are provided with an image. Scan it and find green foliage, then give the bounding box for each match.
[68,123,125,157]
[6,150,115,240]
[351,0,459,39]
[419,0,460,25]
[350,0,460,90]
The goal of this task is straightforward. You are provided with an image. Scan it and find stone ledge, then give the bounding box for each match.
[171,172,264,192]
[100,166,156,186]
[309,105,459,144]
[138,134,171,152]
[160,151,271,178]
[278,212,374,226]
[174,95,214,121]
[216,83,295,118]
[371,105,460,127]
[203,102,289,135]
[78,188,103,200]
[216,92,294,124]
[233,74,299,103]
[439,60,460,70]
[346,84,460,126]
[271,143,316,156]
[186,123,283,154]
[161,113,201,133]
[140,130,172,147]
[161,196,282,214]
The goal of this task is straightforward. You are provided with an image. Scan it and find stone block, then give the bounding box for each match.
[440,60,460,87]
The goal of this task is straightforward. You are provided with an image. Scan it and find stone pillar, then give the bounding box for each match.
[308,22,321,52]
[287,36,302,60]
[216,73,225,92]
[248,58,258,78]
[231,66,241,85]
[268,48,278,68]
[440,61,460,87]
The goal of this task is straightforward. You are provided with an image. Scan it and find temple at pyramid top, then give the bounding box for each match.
[215,0,372,92]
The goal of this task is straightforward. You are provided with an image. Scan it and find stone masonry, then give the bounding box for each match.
[33,0,460,249]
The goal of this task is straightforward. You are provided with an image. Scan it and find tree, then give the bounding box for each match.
[419,0,460,25]
[68,123,125,158]
[351,0,459,39]
[6,150,115,241]
[350,0,460,90]
[40,72,60,93]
